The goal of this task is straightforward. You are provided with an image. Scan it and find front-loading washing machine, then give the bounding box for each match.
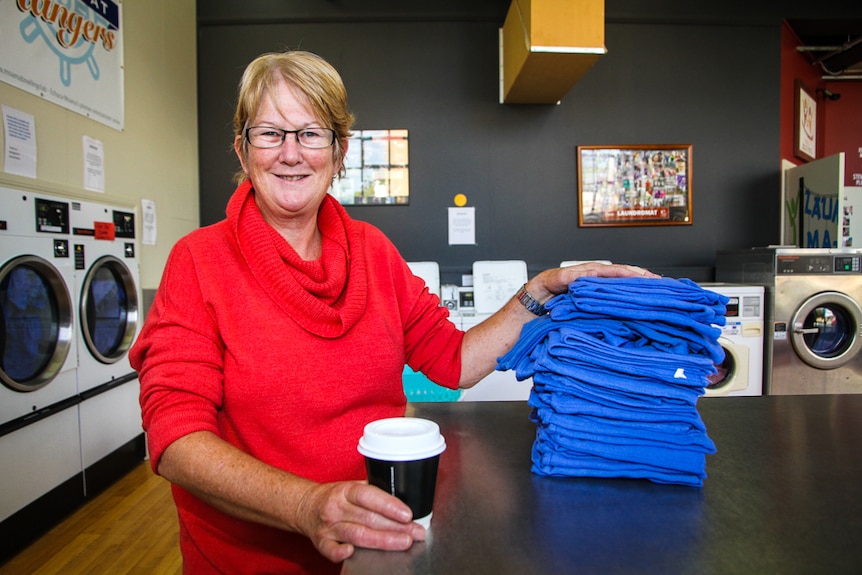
[0,186,84,554]
[717,247,862,395]
[698,283,764,397]
[69,199,144,495]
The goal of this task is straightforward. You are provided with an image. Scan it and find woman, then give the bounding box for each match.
[130,50,656,574]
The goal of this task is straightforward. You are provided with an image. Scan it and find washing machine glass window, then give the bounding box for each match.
[706,349,738,390]
[790,292,862,370]
[80,255,138,364]
[0,255,73,391]
[705,339,749,396]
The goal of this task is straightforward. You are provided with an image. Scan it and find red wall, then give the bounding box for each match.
[823,81,862,187]
[781,20,862,187]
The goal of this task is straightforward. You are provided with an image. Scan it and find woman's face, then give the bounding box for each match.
[234,76,344,225]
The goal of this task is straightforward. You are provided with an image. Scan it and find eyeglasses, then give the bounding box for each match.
[244,126,336,149]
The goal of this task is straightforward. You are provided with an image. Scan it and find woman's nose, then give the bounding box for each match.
[277,134,303,162]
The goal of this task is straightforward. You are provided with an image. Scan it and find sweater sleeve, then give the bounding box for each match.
[129,238,226,472]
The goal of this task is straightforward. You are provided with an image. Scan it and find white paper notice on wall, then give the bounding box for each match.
[142,198,157,245]
[83,135,105,192]
[448,206,476,245]
[2,105,37,178]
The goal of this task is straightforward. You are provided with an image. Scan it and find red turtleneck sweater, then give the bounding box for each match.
[130,181,463,574]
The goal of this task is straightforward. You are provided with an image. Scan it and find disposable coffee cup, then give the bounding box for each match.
[358,417,446,529]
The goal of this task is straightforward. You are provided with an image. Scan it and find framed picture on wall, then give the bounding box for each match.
[329,129,410,205]
[794,80,817,162]
[577,144,692,227]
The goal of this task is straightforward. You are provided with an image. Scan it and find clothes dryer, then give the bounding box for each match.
[70,199,141,394]
[0,186,83,525]
[0,187,79,424]
[69,199,143,493]
[698,283,764,397]
[716,248,862,395]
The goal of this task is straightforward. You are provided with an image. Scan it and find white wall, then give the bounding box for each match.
[0,1,199,291]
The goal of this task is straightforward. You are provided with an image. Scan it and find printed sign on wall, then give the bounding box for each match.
[783,154,844,248]
[0,0,124,131]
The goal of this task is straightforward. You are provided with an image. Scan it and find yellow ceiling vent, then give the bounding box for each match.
[500,0,606,104]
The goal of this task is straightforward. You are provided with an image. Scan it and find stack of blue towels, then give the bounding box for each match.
[497,277,728,487]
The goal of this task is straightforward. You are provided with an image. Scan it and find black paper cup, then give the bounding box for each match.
[358,417,446,528]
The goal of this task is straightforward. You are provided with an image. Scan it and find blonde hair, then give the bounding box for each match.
[232,51,355,183]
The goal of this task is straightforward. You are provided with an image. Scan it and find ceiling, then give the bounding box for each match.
[788,19,862,79]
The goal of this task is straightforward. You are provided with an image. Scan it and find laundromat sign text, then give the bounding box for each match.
[803,189,839,248]
[0,0,125,130]
[16,0,119,50]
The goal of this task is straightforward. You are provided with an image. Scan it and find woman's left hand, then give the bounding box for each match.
[525,262,661,304]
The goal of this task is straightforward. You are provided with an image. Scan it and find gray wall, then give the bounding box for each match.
[196,0,858,282]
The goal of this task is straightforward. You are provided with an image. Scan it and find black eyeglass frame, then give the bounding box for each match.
[244,126,336,149]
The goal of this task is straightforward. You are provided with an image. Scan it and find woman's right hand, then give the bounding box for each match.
[295,480,426,562]
[158,431,425,563]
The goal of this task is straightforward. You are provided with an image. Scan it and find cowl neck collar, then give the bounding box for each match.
[226,180,367,338]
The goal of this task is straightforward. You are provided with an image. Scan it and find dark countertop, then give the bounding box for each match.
[342,396,862,575]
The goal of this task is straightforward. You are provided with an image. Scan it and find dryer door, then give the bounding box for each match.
[0,256,74,391]
[790,291,862,370]
[80,255,139,364]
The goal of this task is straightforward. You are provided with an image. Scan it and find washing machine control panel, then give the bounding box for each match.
[777,254,861,275]
[834,255,861,273]
[35,197,70,234]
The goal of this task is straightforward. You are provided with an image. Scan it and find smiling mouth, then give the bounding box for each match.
[278,175,306,181]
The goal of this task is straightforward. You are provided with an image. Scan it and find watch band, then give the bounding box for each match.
[515,284,547,316]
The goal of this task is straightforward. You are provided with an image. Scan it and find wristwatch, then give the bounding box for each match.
[515,284,547,316]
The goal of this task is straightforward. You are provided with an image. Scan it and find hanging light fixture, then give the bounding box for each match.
[500,0,607,104]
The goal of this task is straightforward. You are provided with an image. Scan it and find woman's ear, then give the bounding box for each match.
[234,134,249,174]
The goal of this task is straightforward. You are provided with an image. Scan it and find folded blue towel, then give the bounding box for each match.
[534,430,710,481]
[547,305,723,350]
[530,374,698,413]
[552,277,728,324]
[532,440,708,487]
[624,319,725,365]
[537,424,714,466]
[566,317,726,365]
[533,357,706,405]
[569,277,721,306]
[496,276,723,488]
[529,385,707,430]
[541,328,717,389]
[570,318,688,352]
[532,408,716,451]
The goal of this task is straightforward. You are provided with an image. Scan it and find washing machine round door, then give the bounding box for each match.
[790,291,862,370]
[0,255,74,391]
[705,339,748,396]
[80,255,138,364]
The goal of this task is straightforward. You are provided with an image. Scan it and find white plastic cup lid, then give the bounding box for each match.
[358,417,446,461]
